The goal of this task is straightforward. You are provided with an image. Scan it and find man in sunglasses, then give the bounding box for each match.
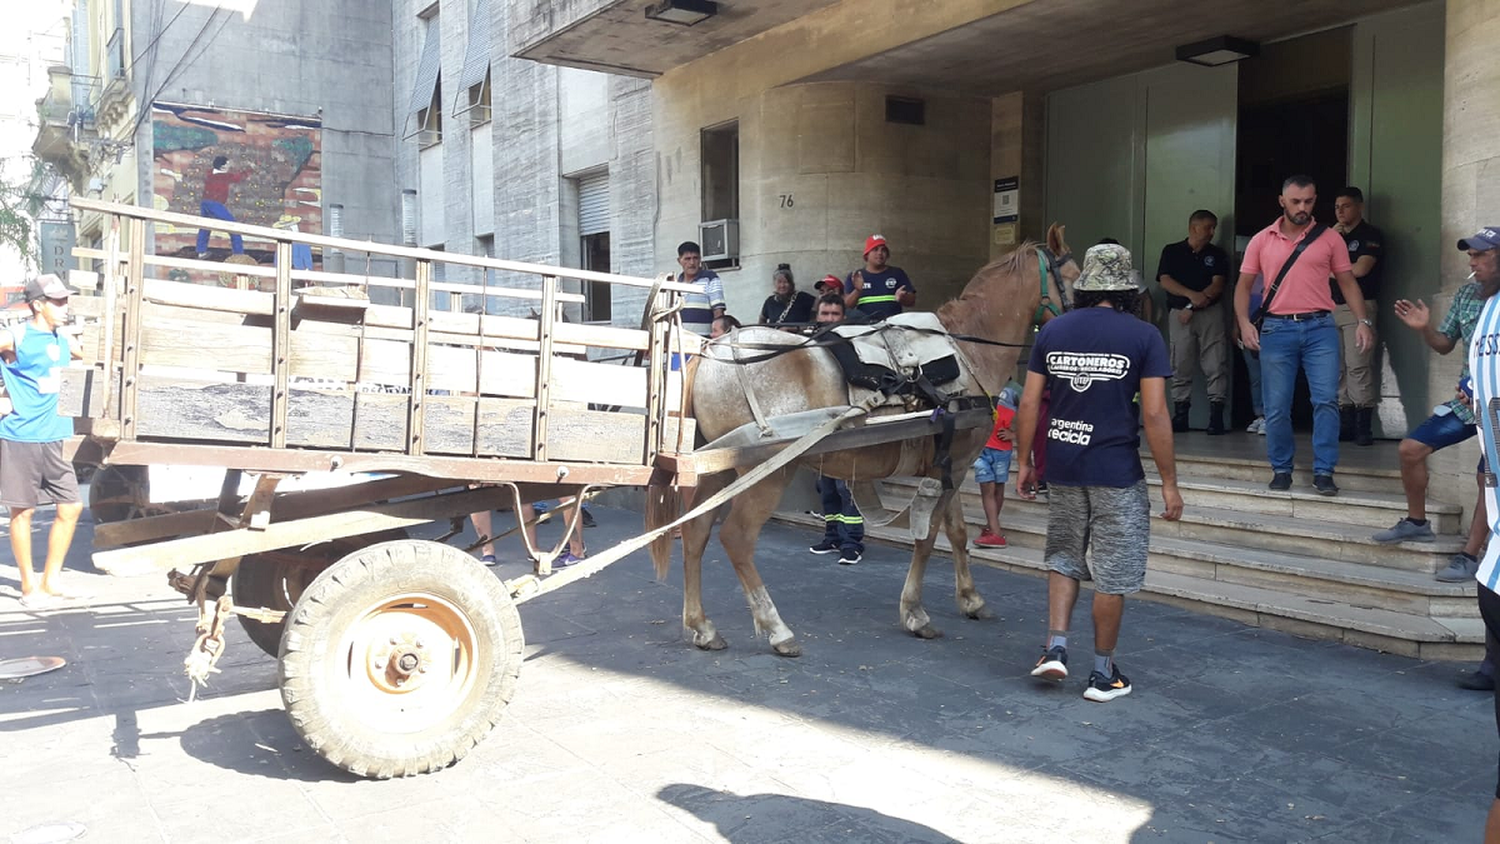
[1,274,84,608]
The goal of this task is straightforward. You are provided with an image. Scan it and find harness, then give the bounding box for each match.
[1033,246,1073,324]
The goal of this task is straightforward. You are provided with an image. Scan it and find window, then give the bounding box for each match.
[581,233,611,323]
[700,121,739,270]
[455,0,492,128]
[885,96,926,126]
[577,172,611,323]
[466,71,491,128]
[406,12,443,146]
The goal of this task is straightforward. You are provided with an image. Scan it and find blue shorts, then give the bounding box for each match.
[1407,410,1476,451]
[972,447,1013,485]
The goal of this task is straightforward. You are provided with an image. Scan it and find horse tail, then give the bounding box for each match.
[646,482,679,581]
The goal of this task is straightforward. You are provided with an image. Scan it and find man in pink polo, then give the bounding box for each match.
[1234,175,1373,496]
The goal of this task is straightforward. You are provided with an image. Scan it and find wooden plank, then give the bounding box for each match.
[120,219,145,440]
[533,277,557,461]
[409,259,431,455]
[71,197,701,294]
[139,309,272,374]
[103,439,661,488]
[271,242,293,449]
[144,276,273,316]
[100,222,120,427]
[682,407,993,476]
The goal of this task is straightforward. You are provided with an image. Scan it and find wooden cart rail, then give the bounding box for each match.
[64,198,700,473]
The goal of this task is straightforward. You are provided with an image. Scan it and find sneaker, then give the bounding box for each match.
[1030,645,1068,680]
[480,554,498,567]
[1246,416,1265,434]
[973,532,1007,548]
[18,592,58,610]
[1457,670,1496,691]
[809,539,841,555]
[1436,552,1479,583]
[555,551,585,568]
[1083,665,1133,702]
[1034,481,1048,496]
[580,508,597,528]
[838,551,862,565]
[1268,472,1292,491]
[1312,474,1339,497]
[1371,518,1437,544]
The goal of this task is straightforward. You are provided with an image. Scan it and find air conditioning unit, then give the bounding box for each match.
[699,219,739,261]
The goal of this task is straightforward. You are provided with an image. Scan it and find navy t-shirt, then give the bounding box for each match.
[1027,306,1172,487]
[844,266,913,320]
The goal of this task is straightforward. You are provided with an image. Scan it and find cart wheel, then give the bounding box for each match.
[232,530,407,658]
[87,465,150,524]
[278,539,523,779]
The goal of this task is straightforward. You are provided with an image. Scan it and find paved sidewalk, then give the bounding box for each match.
[1,501,1494,843]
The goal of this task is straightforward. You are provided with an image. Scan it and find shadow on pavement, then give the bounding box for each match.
[656,783,960,843]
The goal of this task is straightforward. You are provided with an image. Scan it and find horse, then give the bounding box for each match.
[646,225,1080,656]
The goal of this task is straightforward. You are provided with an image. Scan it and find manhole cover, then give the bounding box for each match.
[0,656,67,680]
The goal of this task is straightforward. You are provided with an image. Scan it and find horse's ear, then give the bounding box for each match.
[1049,223,1070,255]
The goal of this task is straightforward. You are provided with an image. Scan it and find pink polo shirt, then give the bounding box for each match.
[1240,218,1351,314]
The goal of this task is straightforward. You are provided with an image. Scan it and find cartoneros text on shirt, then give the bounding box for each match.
[1026,306,1172,487]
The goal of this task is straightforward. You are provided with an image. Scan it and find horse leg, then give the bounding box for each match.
[941,493,991,620]
[718,466,802,657]
[682,473,729,650]
[899,488,956,639]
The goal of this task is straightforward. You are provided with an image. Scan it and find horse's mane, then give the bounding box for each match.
[976,240,1041,280]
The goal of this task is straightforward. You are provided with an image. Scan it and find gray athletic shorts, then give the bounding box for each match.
[1043,480,1150,595]
[0,439,81,510]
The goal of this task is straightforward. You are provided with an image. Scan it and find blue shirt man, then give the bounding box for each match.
[1,274,84,608]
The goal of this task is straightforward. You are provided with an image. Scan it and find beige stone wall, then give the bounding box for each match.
[654,76,998,321]
[1430,0,1500,518]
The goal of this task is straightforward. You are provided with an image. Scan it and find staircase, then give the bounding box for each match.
[774,433,1484,661]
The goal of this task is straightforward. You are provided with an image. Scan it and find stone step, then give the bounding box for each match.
[891,496,1472,616]
[886,478,1467,574]
[1142,438,1404,494]
[775,511,1483,661]
[1149,476,1463,532]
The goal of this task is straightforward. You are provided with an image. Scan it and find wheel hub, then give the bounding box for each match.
[365,633,432,694]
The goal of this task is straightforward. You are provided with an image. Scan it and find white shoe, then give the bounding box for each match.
[1246,416,1265,434]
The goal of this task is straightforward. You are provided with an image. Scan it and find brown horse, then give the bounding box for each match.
[647,225,1080,656]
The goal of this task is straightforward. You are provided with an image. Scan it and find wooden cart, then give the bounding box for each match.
[62,199,991,778]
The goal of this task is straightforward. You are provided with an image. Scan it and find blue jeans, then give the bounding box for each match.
[1260,313,1340,475]
[1241,347,1263,416]
[197,200,244,255]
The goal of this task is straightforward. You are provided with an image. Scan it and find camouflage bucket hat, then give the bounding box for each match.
[1073,244,1137,292]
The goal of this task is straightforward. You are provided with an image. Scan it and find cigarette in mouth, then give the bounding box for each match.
[1471,272,1479,280]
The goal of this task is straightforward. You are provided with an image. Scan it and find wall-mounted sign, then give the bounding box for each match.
[993,176,1019,225]
[38,221,75,278]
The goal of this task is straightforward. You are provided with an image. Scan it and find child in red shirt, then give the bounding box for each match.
[973,387,1018,548]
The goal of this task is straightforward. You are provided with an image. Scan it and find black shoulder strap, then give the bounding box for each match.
[1253,223,1327,324]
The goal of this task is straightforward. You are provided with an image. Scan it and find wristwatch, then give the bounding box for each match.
[1358,318,1374,327]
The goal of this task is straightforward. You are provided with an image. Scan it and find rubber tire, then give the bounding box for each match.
[232,530,406,658]
[87,465,149,524]
[277,539,524,779]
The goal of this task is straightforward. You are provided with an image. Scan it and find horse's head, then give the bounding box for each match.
[1038,222,1081,326]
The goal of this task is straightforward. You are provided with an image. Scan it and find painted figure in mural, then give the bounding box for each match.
[196,154,248,258]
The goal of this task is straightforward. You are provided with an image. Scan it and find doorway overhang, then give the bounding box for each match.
[797,0,1426,95]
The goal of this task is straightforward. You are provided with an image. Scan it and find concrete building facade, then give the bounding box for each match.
[34,0,398,274]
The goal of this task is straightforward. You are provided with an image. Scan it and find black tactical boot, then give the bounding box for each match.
[1339,406,1356,442]
[1354,407,1375,447]
[1172,401,1191,433]
[1206,401,1227,436]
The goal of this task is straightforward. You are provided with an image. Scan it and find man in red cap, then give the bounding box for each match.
[844,235,915,321]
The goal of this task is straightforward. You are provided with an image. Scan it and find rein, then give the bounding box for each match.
[1033,246,1073,325]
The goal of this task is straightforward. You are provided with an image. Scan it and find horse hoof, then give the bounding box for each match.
[965,605,993,621]
[914,624,944,640]
[695,633,728,651]
[771,639,802,658]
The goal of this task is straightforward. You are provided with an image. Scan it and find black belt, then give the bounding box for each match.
[1264,310,1331,321]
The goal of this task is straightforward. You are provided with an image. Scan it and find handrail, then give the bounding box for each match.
[69,198,700,294]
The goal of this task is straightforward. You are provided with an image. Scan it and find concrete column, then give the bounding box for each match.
[988,91,1047,260]
[1429,0,1500,511]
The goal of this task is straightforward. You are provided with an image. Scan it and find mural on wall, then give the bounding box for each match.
[150,103,321,272]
